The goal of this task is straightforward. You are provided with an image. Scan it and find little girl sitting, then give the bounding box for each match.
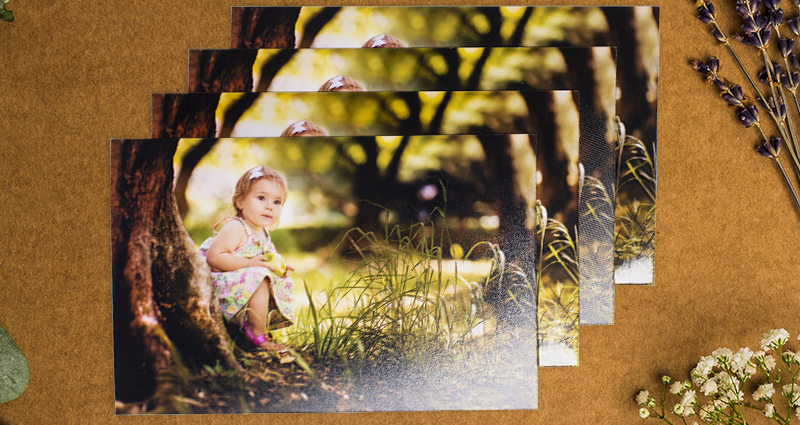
[199,165,294,351]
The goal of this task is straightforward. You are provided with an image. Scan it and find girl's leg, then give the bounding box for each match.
[245,278,286,350]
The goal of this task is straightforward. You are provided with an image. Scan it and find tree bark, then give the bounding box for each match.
[232,7,301,49]
[520,91,575,231]
[188,50,258,93]
[152,94,220,139]
[112,139,240,403]
[601,7,657,144]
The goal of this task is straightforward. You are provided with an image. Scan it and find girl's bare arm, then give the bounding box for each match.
[206,221,267,271]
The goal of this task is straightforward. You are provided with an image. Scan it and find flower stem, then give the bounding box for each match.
[774,158,800,216]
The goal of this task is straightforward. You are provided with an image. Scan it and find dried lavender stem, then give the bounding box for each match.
[775,158,800,214]
[715,22,788,141]
[759,48,790,141]
[716,22,771,110]
[771,78,800,177]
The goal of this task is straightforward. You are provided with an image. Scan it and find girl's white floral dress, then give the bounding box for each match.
[198,217,294,329]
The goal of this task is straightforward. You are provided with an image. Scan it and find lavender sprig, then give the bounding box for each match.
[757,137,800,211]
[692,0,800,217]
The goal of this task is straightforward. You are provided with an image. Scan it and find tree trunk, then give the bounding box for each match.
[231,7,301,49]
[188,50,258,93]
[601,7,658,144]
[112,139,240,403]
[152,94,220,139]
[477,134,537,324]
[520,91,575,231]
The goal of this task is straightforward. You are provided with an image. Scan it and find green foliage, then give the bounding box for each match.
[0,326,29,403]
[1,0,13,23]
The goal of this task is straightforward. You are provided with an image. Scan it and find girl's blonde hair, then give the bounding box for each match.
[231,166,288,217]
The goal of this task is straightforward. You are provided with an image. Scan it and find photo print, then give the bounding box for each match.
[152,89,581,366]
[188,45,618,327]
[230,6,659,285]
[111,134,541,412]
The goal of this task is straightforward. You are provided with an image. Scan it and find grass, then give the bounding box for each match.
[614,120,656,273]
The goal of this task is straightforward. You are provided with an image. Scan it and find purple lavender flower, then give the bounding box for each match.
[789,16,800,36]
[780,38,795,56]
[765,0,781,10]
[792,53,800,70]
[709,57,720,73]
[768,8,784,27]
[736,1,751,16]
[723,85,746,106]
[782,71,800,90]
[692,60,711,76]
[698,1,717,23]
[768,96,787,119]
[739,105,760,127]
[757,137,782,158]
[711,28,727,42]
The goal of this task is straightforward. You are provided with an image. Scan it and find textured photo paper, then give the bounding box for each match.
[230,6,659,286]
[152,89,581,366]
[188,45,617,327]
[111,135,540,412]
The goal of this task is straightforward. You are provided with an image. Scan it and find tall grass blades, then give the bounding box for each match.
[614,119,656,283]
[535,202,580,365]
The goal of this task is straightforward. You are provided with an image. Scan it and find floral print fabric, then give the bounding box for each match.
[198,217,294,329]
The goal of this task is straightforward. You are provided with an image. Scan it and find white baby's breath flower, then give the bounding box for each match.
[794,351,800,364]
[690,368,706,387]
[731,347,753,373]
[753,350,766,361]
[753,383,775,402]
[670,381,684,395]
[635,390,650,406]
[681,389,697,406]
[662,375,672,385]
[697,355,717,376]
[762,329,791,351]
[743,363,757,379]
[715,371,739,389]
[796,407,800,420]
[784,383,800,406]
[713,347,733,364]
[673,403,685,415]
[639,407,650,419]
[701,379,718,396]
[765,403,776,418]
[764,354,777,371]
[783,350,798,365]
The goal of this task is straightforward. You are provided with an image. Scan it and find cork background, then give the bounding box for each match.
[1,0,798,423]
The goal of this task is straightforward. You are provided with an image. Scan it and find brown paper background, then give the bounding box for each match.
[0,0,798,423]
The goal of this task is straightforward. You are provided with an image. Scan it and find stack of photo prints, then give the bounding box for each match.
[111,6,658,413]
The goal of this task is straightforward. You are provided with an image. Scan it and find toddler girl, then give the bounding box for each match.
[199,166,294,351]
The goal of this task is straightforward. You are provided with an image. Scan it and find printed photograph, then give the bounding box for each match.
[111,135,543,412]
[152,89,581,366]
[229,6,659,285]
[188,45,617,326]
